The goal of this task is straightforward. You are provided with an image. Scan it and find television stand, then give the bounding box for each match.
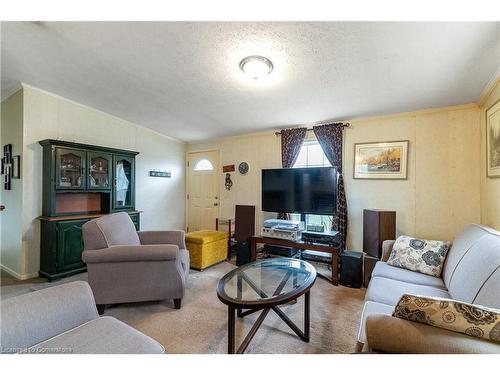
[250,236,340,285]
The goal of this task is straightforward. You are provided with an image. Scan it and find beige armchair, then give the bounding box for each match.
[82,212,189,314]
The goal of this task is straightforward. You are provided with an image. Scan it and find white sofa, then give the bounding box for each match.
[358,224,500,353]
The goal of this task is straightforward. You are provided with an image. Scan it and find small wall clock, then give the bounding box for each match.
[238,162,249,175]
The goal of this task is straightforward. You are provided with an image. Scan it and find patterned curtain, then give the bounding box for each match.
[281,128,308,168]
[278,127,307,220]
[313,123,348,251]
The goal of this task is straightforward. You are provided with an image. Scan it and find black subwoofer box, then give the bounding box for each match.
[236,242,251,266]
[340,251,363,288]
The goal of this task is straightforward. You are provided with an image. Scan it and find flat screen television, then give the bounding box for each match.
[261,167,337,215]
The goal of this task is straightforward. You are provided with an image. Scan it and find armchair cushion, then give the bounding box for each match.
[82,244,179,263]
[387,235,450,277]
[138,230,186,248]
[393,294,500,343]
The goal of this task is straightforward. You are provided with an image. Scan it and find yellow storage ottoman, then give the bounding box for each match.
[185,230,229,270]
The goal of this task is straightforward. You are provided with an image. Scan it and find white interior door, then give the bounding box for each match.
[187,150,220,232]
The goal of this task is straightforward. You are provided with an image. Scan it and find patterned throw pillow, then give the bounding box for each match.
[393,294,500,343]
[387,236,450,277]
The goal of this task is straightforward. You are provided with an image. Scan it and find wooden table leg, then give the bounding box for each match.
[228,306,236,354]
[236,308,270,354]
[331,251,339,285]
[250,237,257,261]
[237,273,242,317]
[227,219,232,260]
[304,290,310,342]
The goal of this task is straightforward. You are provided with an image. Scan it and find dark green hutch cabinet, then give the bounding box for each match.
[38,139,140,281]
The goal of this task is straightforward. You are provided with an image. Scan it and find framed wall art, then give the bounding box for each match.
[486,99,500,178]
[353,140,409,180]
[2,144,13,190]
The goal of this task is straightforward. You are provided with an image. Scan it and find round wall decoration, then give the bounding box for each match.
[238,162,249,175]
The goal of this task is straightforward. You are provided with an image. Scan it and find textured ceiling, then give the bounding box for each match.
[1,22,499,142]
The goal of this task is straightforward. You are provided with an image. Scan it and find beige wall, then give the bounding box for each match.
[346,106,480,249]
[480,79,500,230]
[1,85,186,279]
[0,90,24,277]
[188,104,481,250]
[188,131,282,232]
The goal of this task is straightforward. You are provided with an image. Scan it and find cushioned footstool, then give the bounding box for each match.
[185,230,229,270]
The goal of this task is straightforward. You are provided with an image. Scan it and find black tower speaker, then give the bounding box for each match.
[340,251,363,288]
[236,242,251,266]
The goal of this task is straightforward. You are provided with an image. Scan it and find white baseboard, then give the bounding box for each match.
[0,263,38,280]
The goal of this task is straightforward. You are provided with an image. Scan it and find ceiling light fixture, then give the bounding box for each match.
[239,55,273,80]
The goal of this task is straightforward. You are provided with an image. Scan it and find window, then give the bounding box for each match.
[294,141,332,168]
[193,159,214,171]
[291,138,333,229]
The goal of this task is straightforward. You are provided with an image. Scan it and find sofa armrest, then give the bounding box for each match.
[82,244,179,264]
[381,240,396,262]
[0,281,98,353]
[365,314,500,354]
[138,230,186,248]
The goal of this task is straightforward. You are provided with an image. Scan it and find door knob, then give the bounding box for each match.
[214,203,219,206]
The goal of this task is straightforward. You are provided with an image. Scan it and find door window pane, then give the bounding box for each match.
[194,159,214,171]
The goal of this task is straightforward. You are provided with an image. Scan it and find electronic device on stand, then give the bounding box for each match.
[261,219,304,241]
[302,230,340,246]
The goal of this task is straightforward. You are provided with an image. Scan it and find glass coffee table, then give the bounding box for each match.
[216,258,317,354]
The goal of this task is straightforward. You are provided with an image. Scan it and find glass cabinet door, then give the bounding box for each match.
[113,155,134,209]
[55,148,86,190]
[88,152,112,189]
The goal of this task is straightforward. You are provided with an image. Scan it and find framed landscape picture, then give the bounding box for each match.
[353,140,409,179]
[486,99,500,178]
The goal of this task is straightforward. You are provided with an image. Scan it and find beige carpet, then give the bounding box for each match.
[104,262,365,354]
[1,262,365,354]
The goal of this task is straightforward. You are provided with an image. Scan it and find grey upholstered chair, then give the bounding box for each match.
[82,212,189,313]
[1,281,164,354]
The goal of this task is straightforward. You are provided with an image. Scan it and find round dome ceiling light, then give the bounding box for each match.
[239,55,273,80]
